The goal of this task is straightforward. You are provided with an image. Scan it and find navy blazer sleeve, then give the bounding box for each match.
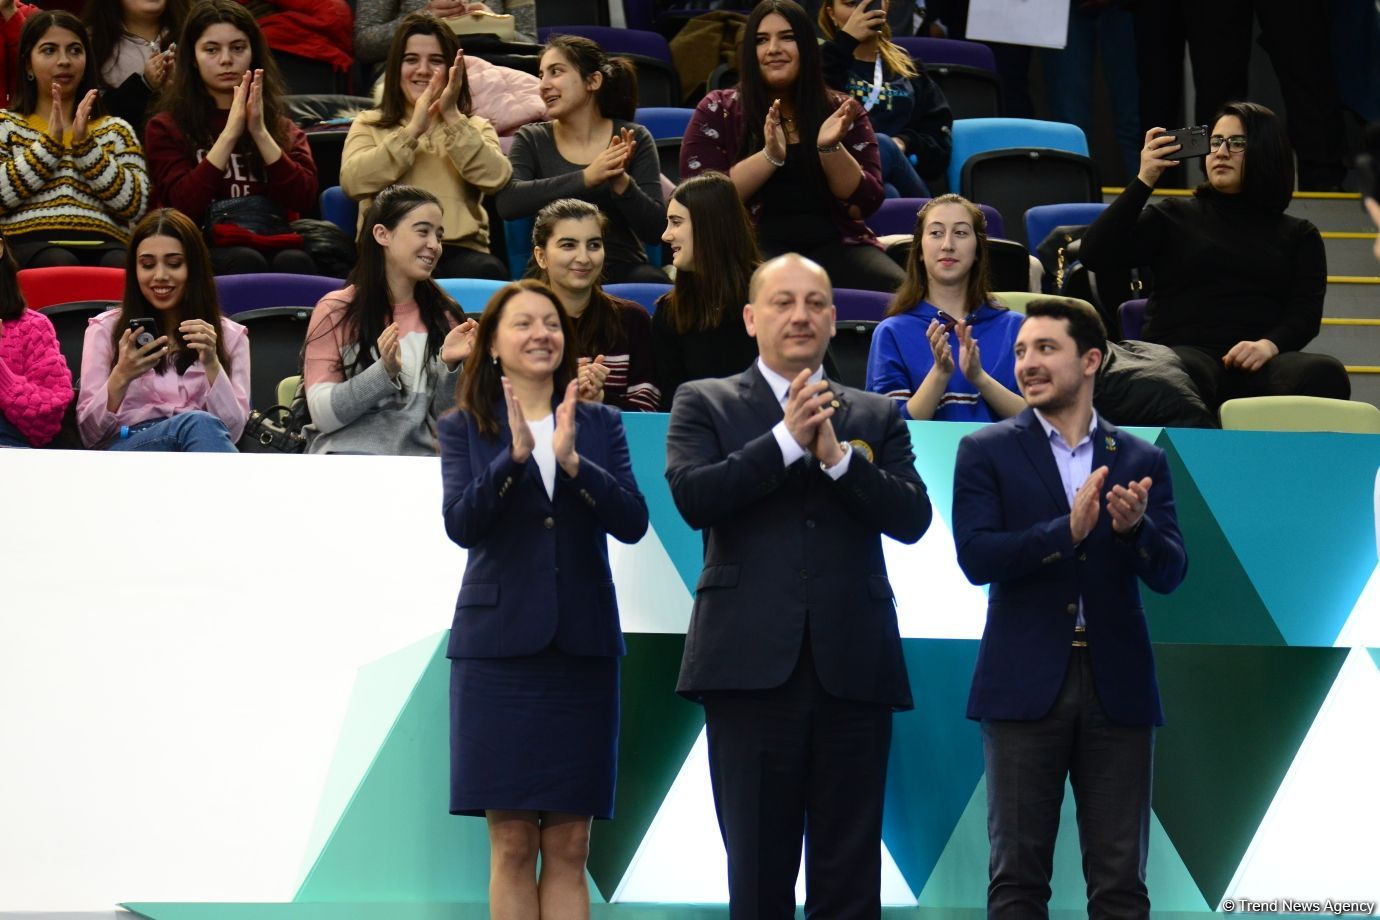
[439,410,528,549]
[561,404,650,545]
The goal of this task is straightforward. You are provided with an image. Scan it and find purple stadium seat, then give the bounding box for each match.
[214,273,345,316]
[893,36,997,72]
[536,25,672,64]
[1119,298,1147,340]
[834,288,893,322]
[869,197,1006,239]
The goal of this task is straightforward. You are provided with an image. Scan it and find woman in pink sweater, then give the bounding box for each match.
[0,233,72,447]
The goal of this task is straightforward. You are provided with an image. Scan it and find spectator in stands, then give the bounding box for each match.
[342,14,510,282]
[77,207,249,451]
[681,0,903,294]
[302,184,477,455]
[0,233,72,448]
[867,194,1025,421]
[82,0,184,134]
[1081,101,1351,412]
[144,0,319,276]
[818,0,952,198]
[496,34,668,284]
[0,0,38,109]
[531,198,659,412]
[653,171,761,410]
[354,0,535,78]
[234,0,353,96]
[0,11,148,268]
[439,278,646,919]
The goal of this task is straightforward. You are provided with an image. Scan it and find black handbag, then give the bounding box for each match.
[204,194,293,236]
[238,379,310,454]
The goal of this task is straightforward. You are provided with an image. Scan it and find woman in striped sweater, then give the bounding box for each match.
[530,198,659,413]
[0,10,148,267]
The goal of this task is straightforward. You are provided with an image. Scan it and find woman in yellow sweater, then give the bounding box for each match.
[341,13,510,281]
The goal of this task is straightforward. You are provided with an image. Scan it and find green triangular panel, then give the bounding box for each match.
[588,634,704,900]
[299,633,448,880]
[916,776,1208,911]
[1141,435,1284,646]
[1162,429,1380,647]
[293,639,493,902]
[1152,644,1347,905]
[905,421,984,533]
[882,638,984,898]
[623,414,702,596]
[124,905,496,920]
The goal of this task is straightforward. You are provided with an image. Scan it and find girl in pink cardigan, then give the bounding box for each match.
[0,233,72,448]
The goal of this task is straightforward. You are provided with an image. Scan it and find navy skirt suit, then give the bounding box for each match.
[438,399,648,818]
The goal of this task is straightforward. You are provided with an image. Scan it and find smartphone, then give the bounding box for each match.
[1163,125,1210,161]
[129,317,158,348]
[864,0,886,29]
[936,310,961,331]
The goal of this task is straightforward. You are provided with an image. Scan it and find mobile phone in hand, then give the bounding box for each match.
[1163,125,1210,161]
[129,317,158,348]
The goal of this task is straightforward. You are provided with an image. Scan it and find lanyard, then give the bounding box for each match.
[862,55,884,111]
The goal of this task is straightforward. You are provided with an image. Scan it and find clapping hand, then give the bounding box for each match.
[70,89,99,145]
[429,50,468,126]
[503,375,536,463]
[553,378,580,476]
[405,67,445,139]
[245,69,269,142]
[583,128,636,194]
[576,355,608,401]
[1107,476,1152,535]
[783,367,845,466]
[377,323,402,380]
[817,97,860,149]
[925,318,955,376]
[764,98,788,160]
[956,321,986,383]
[441,318,477,368]
[1070,465,1109,543]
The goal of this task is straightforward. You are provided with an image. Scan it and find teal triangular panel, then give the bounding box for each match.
[905,421,984,533]
[299,633,447,880]
[588,634,705,900]
[1152,644,1347,906]
[293,640,492,901]
[883,638,984,898]
[623,414,702,595]
[1162,429,1380,647]
[123,906,494,920]
[1370,648,1380,671]
[1142,435,1285,646]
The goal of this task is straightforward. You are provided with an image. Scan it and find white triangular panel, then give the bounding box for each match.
[1222,648,1380,905]
[885,515,989,640]
[1334,563,1380,648]
[613,728,916,905]
[609,523,695,634]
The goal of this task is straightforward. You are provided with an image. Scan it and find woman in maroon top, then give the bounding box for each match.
[144,0,318,275]
[679,0,902,294]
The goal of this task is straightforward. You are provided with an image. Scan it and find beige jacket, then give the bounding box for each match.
[341,111,512,252]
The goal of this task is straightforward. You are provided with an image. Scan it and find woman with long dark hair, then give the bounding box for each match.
[342,12,510,281]
[866,194,1025,421]
[0,232,72,448]
[530,198,658,412]
[81,0,186,132]
[653,171,762,409]
[496,33,667,284]
[680,0,903,293]
[77,207,249,450]
[1081,100,1350,411]
[303,184,476,455]
[143,0,318,275]
[440,278,646,919]
[0,10,148,267]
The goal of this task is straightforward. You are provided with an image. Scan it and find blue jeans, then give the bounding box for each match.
[107,411,238,453]
[876,131,930,199]
[0,411,31,448]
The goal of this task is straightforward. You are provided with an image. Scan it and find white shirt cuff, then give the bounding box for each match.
[822,441,852,480]
[772,419,808,467]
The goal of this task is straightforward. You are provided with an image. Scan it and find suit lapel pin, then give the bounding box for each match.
[848,439,874,462]
[831,399,841,410]
[1104,436,1117,452]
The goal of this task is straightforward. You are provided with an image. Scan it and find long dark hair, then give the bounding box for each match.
[370,12,472,130]
[0,235,24,322]
[157,0,291,163]
[116,208,231,375]
[458,280,579,437]
[12,12,104,117]
[541,34,638,123]
[319,184,464,378]
[738,0,834,186]
[888,194,994,318]
[531,198,623,358]
[665,172,761,334]
[1196,100,1294,214]
[82,0,189,86]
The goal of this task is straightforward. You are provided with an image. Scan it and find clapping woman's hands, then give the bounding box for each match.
[503,376,535,463]
[817,97,860,149]
[925,318,955,377]
[441,318,477,368]
[553,378,580,476]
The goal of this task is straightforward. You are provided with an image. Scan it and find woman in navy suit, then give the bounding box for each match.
[438,278,648,919]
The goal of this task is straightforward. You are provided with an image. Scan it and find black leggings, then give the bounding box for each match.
[13,240,126,268]
[210,246,319,276]
[435,245,508,281]
[1172,345,1351,413]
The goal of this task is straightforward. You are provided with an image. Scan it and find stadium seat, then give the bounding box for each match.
[1119,298,1147,340]
[215,273,345,317]
[1024,202,1108,256]
[828,320,879,390]
[320,186,359,238]
[605,282,671,314]
[894,36,1001,120]
[18,267,124,310]
[948,118,1089,196]
[437,277,509,312]
[231,306,314,411]
[537,26,680,107]
[38,300,118,386]
[834,288,892,322]
[1219,396,1380,434]
[637,106,696,182]
[868,197,1006,239]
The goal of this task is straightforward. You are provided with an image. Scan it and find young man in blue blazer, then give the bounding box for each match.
[665,253,932,918]
[952,297,1188,919]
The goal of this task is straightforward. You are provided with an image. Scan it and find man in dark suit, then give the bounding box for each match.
[952,297,1188,920]
[665,253,932,919]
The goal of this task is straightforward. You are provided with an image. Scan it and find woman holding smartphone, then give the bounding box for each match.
[77,207,250,451]
[866,194,1025,421]
[439,279,647,918]
[818,0,951,198]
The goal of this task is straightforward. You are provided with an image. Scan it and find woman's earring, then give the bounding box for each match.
[491,355,498,366]
[25,72,33,81]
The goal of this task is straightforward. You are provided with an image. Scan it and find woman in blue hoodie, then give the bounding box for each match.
[866,194,1025,421]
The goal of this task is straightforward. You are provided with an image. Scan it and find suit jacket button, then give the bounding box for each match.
[1078,553,1087,562]
[1066,603,1078,616]
[543,516,555,529]
[799,570,808,580]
